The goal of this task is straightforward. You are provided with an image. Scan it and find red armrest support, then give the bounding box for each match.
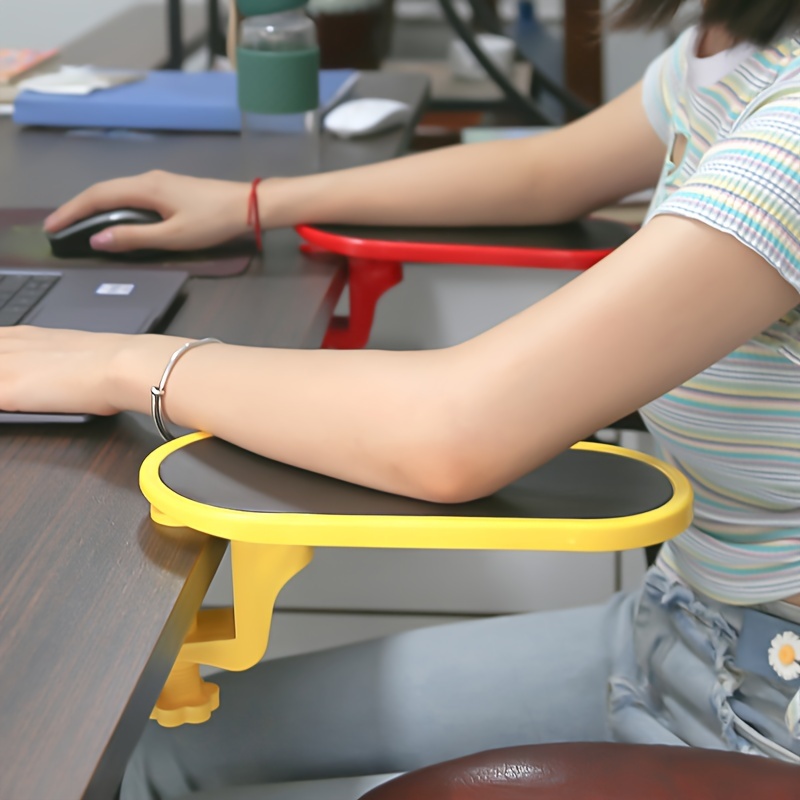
[297,219,634,349]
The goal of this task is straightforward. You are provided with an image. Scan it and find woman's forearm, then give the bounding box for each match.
[110,338,472,501]
[258,136,575,229]
[258,82,663,230]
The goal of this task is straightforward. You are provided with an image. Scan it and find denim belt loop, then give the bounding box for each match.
[787,691,800,739]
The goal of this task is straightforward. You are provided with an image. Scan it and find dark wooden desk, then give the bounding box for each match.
[0,10,427,799]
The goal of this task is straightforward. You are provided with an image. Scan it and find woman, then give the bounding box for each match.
[5,0,800,797]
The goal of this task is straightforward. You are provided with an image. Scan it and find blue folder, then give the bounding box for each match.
[13,69,358,132]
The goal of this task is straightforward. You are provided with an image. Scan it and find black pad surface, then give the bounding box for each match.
[308,219,633,252]
[158,439,673,520]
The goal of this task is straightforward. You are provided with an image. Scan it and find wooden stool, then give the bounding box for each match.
[358,742,800,799]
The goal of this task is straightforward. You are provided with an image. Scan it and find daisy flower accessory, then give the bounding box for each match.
[768,631,800,681]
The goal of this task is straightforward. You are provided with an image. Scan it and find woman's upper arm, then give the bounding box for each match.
[437,90,800,501]
[444,214,800,500]
[518,78,668,219]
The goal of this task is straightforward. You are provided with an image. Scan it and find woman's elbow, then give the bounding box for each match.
[399,435,507,505]
[390,367,512,504]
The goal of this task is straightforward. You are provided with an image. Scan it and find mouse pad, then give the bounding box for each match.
[0,209,255,277]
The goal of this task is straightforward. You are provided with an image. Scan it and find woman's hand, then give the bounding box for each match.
[0,326,185,417]
[43,171,253,253]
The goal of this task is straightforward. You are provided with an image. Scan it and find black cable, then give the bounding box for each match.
[437,0,555,124]
[469,0,593,117]
[438,0,594,123]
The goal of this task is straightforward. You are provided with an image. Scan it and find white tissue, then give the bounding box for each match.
[18,66,143,95]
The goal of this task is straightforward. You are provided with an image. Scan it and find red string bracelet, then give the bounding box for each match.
[247,177,264,252]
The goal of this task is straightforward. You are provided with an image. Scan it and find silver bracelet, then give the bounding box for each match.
[150,337,222,442]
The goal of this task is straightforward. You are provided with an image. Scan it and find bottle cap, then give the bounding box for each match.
[237,0,306,15]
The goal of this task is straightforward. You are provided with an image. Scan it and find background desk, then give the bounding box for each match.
[0,12,428,798]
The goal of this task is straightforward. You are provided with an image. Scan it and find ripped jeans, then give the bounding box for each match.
[609,561,800,762]
[121,562,800,800]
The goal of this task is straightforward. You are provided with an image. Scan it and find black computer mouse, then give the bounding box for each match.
[46,207,163,258]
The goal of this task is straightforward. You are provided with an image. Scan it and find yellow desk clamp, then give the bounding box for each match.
[139,431,692,727]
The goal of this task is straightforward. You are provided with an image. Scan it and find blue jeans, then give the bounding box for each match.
[120,563,800,800]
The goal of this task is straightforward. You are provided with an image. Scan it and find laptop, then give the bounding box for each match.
[0,265,188,422]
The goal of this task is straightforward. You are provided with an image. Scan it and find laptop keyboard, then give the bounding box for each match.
[0,273,60,326]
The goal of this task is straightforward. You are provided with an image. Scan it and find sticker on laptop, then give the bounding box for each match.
[96,283,135,296]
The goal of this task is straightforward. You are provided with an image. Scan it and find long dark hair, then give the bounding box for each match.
[612,0,800,45]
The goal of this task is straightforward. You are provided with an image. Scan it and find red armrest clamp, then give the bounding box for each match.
[306,249,403,350]
[297,220,632,350]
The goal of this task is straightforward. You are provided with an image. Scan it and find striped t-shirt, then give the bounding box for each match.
[639,25,800,604]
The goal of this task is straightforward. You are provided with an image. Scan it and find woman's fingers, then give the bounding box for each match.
[43,171,167,233]
[89,220,179,253]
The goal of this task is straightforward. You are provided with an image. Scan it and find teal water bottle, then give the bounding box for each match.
[236,0,321,171]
